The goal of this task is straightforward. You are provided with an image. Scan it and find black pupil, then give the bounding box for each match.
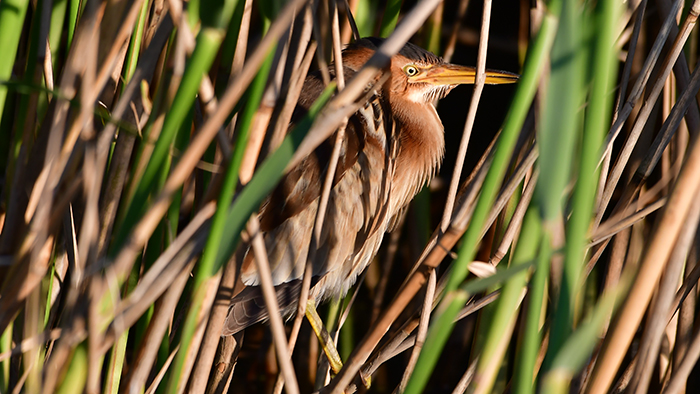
[408,67,416,75]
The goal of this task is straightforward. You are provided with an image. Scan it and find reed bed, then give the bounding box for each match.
[0,0,699,392]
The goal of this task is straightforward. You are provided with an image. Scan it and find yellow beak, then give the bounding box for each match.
[413,64,519,86]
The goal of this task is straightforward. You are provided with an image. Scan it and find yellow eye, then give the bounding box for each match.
[403,65,419,77]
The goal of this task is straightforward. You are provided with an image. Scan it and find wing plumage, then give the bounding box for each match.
[223,65,397,335]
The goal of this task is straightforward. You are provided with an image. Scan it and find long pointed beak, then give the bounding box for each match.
[413,63,519,86]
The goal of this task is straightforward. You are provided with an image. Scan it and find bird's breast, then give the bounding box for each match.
[389,101,445,213]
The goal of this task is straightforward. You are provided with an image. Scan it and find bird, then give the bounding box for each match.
[222,37,517,366]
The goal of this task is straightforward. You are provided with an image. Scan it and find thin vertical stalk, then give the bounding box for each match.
[247,217,300,394]
[0,0,29,127]
[440,0,494,231]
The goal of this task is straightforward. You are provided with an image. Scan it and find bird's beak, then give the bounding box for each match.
[413,64,519,86]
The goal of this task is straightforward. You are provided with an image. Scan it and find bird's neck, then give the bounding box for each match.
[391,98,445,206]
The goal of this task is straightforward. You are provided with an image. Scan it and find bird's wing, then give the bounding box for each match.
[221,281,302,336]
[240,98,389,285]
[224,72,398,335]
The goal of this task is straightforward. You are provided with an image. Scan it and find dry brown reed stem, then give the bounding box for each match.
[311,0,332,85]
[318,0,348,233]
[598,0,680,166]
[214,0,252,161]
[268,14,317,153]
[454,290,500,322]
[371,224,403,324]
[320,0,349,322]
[40,311,87,393]
[586,29,700,394]
[655,0,700,139]
[490,168,538,266]
[43,41,55,93]
[12,362,32,394]
[397,269,436,392]
[668,256,700,323]
[596,0,691,228]
[0,329,62,363]
[70,0,149,273]
[450,357,479,394]
[174,277,222,393]
[441,0,493,231]
[93,0,148,96]
[107,0,307,284]
[124,24,184,200]
[188,254,239,394]
[204,334,241,394]
[100,203,215,350]
[241,1,313,182]
[630,196,700,394]
[21,287,41,392]
[674,237,699,378]
[202,0,254,202]
[633,68,700,185]
[230,0,253,83]
[307,0,349,307]
[35,209,85,394]
[247,216,300,394]
[340,288,499,393]
[238,17,296,184]
[95,13,173,253]
[320,280,494,393]
[124,258,195,394]
[480,141,537,240]
[589,198,667,247]
[144,345,180,394]
[663,325,700,394]
[586,40,700,275]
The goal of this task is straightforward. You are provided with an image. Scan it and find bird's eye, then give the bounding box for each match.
[403,65,419,77]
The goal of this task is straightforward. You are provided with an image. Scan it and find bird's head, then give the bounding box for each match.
[342,37,518,106]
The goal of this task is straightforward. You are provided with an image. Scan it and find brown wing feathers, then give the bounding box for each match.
[223,66,393,335]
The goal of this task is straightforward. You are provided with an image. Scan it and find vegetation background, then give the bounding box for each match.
[0,0,699,392]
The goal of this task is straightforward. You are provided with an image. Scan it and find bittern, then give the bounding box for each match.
[223,37,517,371]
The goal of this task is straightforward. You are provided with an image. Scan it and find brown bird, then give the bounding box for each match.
[223,37,516,362]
